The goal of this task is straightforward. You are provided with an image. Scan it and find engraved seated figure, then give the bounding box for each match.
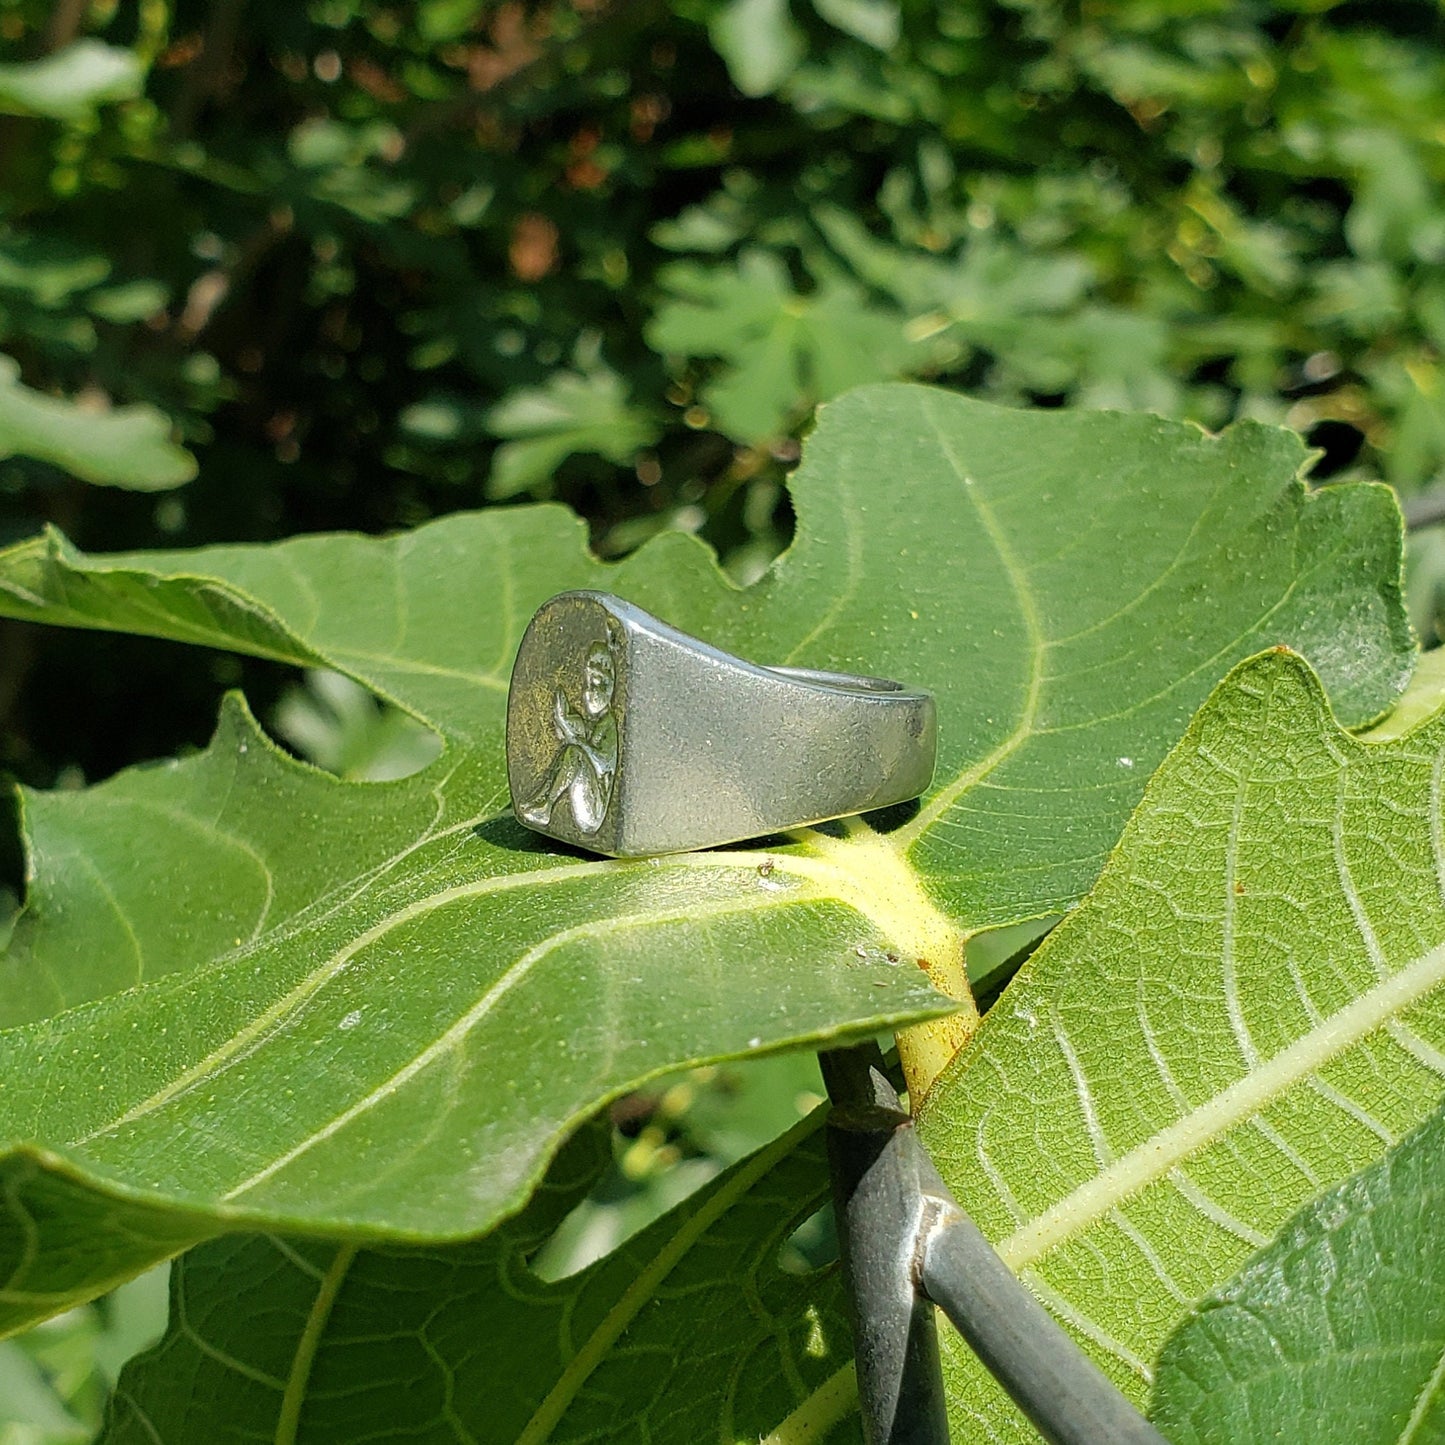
[518,641,619,834]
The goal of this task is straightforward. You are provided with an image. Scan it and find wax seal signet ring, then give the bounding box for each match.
[506,590,936,857]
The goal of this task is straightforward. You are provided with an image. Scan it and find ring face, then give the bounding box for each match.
[507,593,628,850]
[506,591,936,857]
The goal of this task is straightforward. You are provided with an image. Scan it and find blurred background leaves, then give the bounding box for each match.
[0,1270,167,1445]
[5,0,1445,786]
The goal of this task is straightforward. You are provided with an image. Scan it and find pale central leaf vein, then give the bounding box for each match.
[997,936,1445,1270]
[515,1114,823,1445]
[220,891,823,1200]
[68,841,952,1159]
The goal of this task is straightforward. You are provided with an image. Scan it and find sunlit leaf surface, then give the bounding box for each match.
[0,386,1412,1353]
[913,652,1445,1440]
[0,356,194,491]
[1151,1098,1445,1444]
[0,42,142,122]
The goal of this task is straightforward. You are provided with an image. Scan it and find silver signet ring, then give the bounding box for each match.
[506,590,936,857]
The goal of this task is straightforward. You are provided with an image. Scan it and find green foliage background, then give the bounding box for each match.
[2,0,1445,1437]
[4,0,1445,789]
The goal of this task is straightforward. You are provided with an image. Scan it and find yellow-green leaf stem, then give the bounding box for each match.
[790,817,977,1096]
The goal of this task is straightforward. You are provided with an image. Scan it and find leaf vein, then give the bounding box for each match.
[219,890,825,1201]
[274,1243,357,1445]
[996,936,1445,1269]
[515,1114,825,1445]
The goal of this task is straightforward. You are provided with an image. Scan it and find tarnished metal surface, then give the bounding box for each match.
[822,1043,950,1445]
[821,1043,1169,1445]
[507,590,937,856]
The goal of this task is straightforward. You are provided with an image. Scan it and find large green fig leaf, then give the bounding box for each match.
[0,385,1413,1335]
[102,1114,858,1445]
[98,650,1445,1445]
[1151,1098,1445,1445]
[905,650,1445,1440]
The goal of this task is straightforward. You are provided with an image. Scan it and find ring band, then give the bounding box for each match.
[506,591,936,856]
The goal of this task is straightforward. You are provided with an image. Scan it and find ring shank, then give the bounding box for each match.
[765,665,908,695]
[508,590,937,855]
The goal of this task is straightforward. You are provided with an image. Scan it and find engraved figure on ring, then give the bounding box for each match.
[518,627,620,834]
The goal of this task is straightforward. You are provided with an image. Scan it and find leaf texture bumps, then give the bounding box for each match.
[97,649,1445,1445]
[1151,1098,1445,1444]
[0,385,1415,1338]
[103,1118,859,1445]
[916,650,1445,1441]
